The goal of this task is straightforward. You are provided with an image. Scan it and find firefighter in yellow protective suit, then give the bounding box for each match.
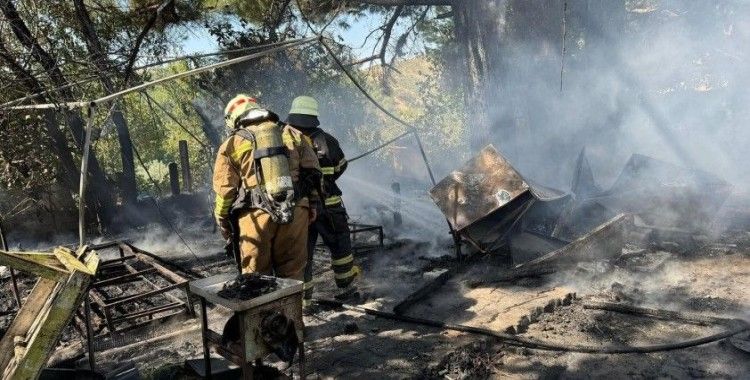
[213,94,322,280]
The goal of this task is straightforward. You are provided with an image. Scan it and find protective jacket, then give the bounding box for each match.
[296,125,359,291]
[212,121,321,278]
[213,122,321,222]
[298,127,348,207]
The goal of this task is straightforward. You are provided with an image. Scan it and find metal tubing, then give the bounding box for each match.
[97,310,187,339]
[120,260,185,306]
[110,302,185,324]
[239,311,253,380]
[347,224,385,250]
[78,104,95,247]
[184,284,195,316]
[298,342,305,380]
[92,267,157,287]
[84,295,96,371]
[200,297,212,380]
[103,282,184,307]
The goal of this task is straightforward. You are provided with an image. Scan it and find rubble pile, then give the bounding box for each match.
[422,340,501,379]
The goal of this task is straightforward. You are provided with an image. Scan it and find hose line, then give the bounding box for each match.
[314,298,749,354]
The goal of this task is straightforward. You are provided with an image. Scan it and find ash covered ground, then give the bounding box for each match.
[1,206,749,379]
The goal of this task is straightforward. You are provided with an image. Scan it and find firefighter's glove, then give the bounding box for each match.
[298,168,323,200]
[308,203,318,225]
[217,217,233,240]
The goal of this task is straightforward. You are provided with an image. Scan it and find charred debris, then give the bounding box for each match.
[0,144,748,379]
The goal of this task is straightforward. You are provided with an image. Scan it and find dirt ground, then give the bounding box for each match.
[1,223,749,379]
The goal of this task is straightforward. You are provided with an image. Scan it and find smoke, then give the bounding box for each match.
[339,172,448,242]
[550,253,750,320]
[476,2,750,193]
[296,3,750,254]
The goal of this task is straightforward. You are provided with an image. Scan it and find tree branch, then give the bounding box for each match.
[0,40,43,95]
[348,0,450,5]
[346,54,380,66]
[379,5,404,67]
[122,0,174,84]
[72,0,116,88]
[0,0,74,99]
[392,6,429,60]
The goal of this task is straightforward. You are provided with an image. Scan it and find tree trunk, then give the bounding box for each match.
[43,111,81,193]
[451,0,510,149]
[0,3,116,225]
[110,107,139,205]
[73,0,139,205]
[191,102,223,149]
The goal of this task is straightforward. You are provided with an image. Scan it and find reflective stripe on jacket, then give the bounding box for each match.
[297,127,347,205]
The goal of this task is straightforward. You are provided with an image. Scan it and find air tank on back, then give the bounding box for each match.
[252,121,295,223]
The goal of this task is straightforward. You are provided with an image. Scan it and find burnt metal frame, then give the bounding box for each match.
[88,242,194,335]
[84,242,195,369]
[315,223,384,253]
[349,223,384,252]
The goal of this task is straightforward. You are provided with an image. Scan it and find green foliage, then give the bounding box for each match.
[0,0,465,200]
[0,113,58,190]
[356,56,468,167]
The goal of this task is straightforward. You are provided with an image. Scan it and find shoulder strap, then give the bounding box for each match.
[233,128,256,144]
[254,146,288,159]
[235,127,289,159]
[308,128,323,139]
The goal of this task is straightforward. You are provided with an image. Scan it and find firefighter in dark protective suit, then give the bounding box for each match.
[286,96,361,301]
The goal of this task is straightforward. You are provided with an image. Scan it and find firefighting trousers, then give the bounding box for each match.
[237,206,309,280]
[304,203,357,298]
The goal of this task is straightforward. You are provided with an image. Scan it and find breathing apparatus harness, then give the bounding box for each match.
[230,109,296,225]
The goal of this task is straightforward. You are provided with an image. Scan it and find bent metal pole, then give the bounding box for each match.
[0,39,305,110]
[319,37,464,257]
[79,103,96,247]
[4,36,319,111]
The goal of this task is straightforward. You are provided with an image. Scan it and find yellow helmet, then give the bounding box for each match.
[224,94,259,129]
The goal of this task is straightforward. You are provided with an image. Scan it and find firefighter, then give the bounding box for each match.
[285,95,361,301]
[213,94,322,280]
